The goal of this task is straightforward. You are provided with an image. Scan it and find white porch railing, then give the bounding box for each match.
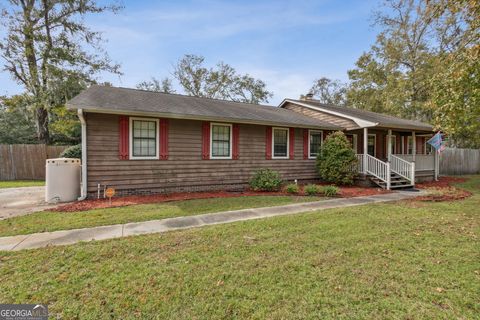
[391,155,415,184]
[365,154,390,188]
[356,154,364,173]
[393,154,435,171]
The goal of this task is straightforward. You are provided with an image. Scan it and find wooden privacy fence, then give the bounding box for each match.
[0,144,69,180]
[440,147,480,175]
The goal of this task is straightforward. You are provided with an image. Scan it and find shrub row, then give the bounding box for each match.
[286,183,338,196]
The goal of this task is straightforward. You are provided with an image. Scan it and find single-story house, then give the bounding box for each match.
[67,85,438,199]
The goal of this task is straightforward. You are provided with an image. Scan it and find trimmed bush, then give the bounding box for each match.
[304,184,321,196]
[60,144,81,159]
[316,131,357,185]
[285,183,300,194]
[322,185,339,197]
[249,169,282,191]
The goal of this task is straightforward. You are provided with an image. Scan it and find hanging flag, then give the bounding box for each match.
[427,132,445,153]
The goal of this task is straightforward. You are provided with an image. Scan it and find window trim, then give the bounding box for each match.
[407,136,414,155]
[386,134,396,155]
[210,122,233,160]
[272,127,290,159]
[346,133,358,153]
[308,129,323,159]
[367,133,376,157]
[129,117,160,160]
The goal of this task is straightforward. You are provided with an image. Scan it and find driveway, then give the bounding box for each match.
[0,187,57,220]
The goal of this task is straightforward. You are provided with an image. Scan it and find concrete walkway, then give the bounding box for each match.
[0,191,421,251]
[0,187,57,220]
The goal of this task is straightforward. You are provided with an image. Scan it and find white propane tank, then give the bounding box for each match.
[45,158,81,203]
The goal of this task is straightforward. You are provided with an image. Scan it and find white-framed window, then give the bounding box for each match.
[425,139,433,154]
[407,136,414,154]
[272,127,289,159]
[210,123,232,159]
[129,117,159,160]
[308,130,323,159]
[386,135,396,155]
[367,134,376,157]
[346,134,358,153]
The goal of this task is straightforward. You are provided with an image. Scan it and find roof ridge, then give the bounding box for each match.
[287,98,430,125]
[90,84,277,109]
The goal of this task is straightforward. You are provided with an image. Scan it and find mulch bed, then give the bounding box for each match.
[414,176,471,202]
[51,186,390,213]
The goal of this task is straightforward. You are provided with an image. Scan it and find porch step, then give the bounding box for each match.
[368,173,413,190]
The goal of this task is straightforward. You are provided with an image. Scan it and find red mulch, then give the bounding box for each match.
[414,176,471,202]
[416,176,467,189]
[51,186,390,213]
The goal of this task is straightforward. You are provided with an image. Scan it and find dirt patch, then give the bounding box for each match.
[415,187,472,202]
[415,176,471,202]
[51,185,390,213]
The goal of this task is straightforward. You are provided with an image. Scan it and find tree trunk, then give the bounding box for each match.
[36,106,50,144]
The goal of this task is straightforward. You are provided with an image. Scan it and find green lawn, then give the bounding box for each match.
[0,180,45,188]
[0,177,478,319]
[0,195,323,237]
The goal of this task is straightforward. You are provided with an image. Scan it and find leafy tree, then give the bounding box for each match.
[304,77,348,105]
[429,46,480,148]
[139,54,273,104]
[136,77,176,93]
[344,0,479,147]
[0,0,122,143]
[316,132,357,185]
[0,95,37,144]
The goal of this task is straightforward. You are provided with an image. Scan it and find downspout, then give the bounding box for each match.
[78,109,87,200]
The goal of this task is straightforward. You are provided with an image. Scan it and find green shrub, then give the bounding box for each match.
[304,184,321,196]
[249,169,282,191]
[60,144,81,159]
[322,185,339,197]
[316,131,357,185]
[285,183,299,194]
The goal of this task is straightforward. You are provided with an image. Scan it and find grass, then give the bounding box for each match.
[0,195,323,237]
[0,176,478,319]
[0,180,45,188]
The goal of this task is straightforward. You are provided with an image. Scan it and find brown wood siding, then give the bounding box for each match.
[86,113,319,194]
[282,102,358,130]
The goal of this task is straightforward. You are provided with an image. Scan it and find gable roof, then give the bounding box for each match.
[280,99,433,132]
[67,86,340,130]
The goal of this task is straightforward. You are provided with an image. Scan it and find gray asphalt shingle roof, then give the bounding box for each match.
[285,99,433,131]
[67,86,340,129]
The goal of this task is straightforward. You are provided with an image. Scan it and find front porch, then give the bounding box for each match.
[350,128,438,189]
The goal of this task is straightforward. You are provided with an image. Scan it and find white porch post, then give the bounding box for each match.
[412,131,416,186]
[363,127,368,173]
[412,131,416,162]
[387,129,392,161]
[434,150,439,181]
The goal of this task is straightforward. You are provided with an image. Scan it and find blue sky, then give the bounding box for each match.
[0,0,380,105]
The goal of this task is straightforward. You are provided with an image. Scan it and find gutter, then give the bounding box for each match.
[66,105,341,131]
[77,109,87,201]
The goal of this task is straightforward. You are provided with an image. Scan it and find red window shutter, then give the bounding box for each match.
[202,121,210,160]
[303,129,309,160]
[119,116,129,160]
[265,126,272,160]
[289,128,295,159]
[159,118,169,160]
[232,124,240,160]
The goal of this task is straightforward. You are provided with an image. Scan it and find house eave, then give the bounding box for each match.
[279,99,378,128]
[66,104,341,130]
